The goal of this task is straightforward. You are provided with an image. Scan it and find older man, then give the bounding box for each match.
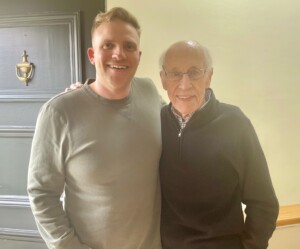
[159,40,279,249]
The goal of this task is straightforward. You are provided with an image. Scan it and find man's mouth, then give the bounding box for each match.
[108,64,128,70]
[177,95,194,101]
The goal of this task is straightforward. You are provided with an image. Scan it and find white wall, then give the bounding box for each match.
[269,225,300,249]
[107,0,300,205]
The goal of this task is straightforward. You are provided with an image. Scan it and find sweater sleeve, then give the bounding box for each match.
[27,103,90,249]
[238,119,279,249]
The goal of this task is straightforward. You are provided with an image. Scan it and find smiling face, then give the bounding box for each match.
[160,41,213,117]
[87,19,141,99]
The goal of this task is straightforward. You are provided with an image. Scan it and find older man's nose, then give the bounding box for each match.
[178,74,192,89]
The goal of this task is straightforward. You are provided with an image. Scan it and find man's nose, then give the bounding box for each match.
[178,74,192,89]
[112,46,126,60]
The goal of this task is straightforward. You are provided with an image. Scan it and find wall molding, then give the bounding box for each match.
[0,91,60,101]
[0,195,64,207]
[0,227,42,242]
[0,11,82,99]
[0,126,34,138]
[0,196,42,243]
[0,195,30,207]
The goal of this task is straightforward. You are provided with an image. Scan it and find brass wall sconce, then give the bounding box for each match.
[16,50,34,86]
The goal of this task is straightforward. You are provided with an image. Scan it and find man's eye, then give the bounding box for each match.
[171,72,182,77]
[102,43,114,49]
[125,43,137,51]
[189,70,200,77]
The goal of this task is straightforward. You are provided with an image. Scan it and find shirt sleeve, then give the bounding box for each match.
[27,103,90,249]
[238,119,279,249]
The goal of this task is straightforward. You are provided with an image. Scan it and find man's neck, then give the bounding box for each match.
[89,81,131,100]
[172,107,194,120]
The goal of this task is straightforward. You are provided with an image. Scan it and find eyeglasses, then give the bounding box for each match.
[162,66,207,81]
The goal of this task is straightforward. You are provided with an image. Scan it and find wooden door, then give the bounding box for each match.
[0,1,105,248]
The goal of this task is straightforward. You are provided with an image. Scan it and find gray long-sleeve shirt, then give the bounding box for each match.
[28,78,163,249]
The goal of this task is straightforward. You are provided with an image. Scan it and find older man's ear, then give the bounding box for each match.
[205,68,213,88]
[65,82,83,92]
[160,70,168,90]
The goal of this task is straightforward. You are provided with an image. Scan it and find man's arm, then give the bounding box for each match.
[28,103,89,249]
[239,119,279,249]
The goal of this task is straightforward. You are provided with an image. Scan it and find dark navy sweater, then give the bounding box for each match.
[160,89,279,249]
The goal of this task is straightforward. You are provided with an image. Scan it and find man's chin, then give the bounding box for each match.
[174,106,195,117]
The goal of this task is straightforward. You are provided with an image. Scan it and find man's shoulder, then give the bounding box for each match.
[208,89,247,121]
[48,89,79,104]
[160,104,171,119]
[132,77,160,96]
[132,76,154,84]
[132,77,156,90]
[161,103,169,112]
[41,86,86,115]
[217,102,251,127]
[219,102,243,114]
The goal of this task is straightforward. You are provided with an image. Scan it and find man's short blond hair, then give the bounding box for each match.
[91,7,141,39]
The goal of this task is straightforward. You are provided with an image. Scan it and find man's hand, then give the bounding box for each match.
[65,82,83,92]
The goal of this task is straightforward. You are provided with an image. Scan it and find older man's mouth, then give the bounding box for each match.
[177,95,194,101]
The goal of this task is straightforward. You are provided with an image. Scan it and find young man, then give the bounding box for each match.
[28,8,162,249]
[159,40,279,249]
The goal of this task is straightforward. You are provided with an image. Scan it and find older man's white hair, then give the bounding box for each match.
[159,40,213,70]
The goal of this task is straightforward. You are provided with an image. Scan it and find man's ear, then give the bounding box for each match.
[205,68,213,88]
[87,48,95,65]
[160,71,168,90]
